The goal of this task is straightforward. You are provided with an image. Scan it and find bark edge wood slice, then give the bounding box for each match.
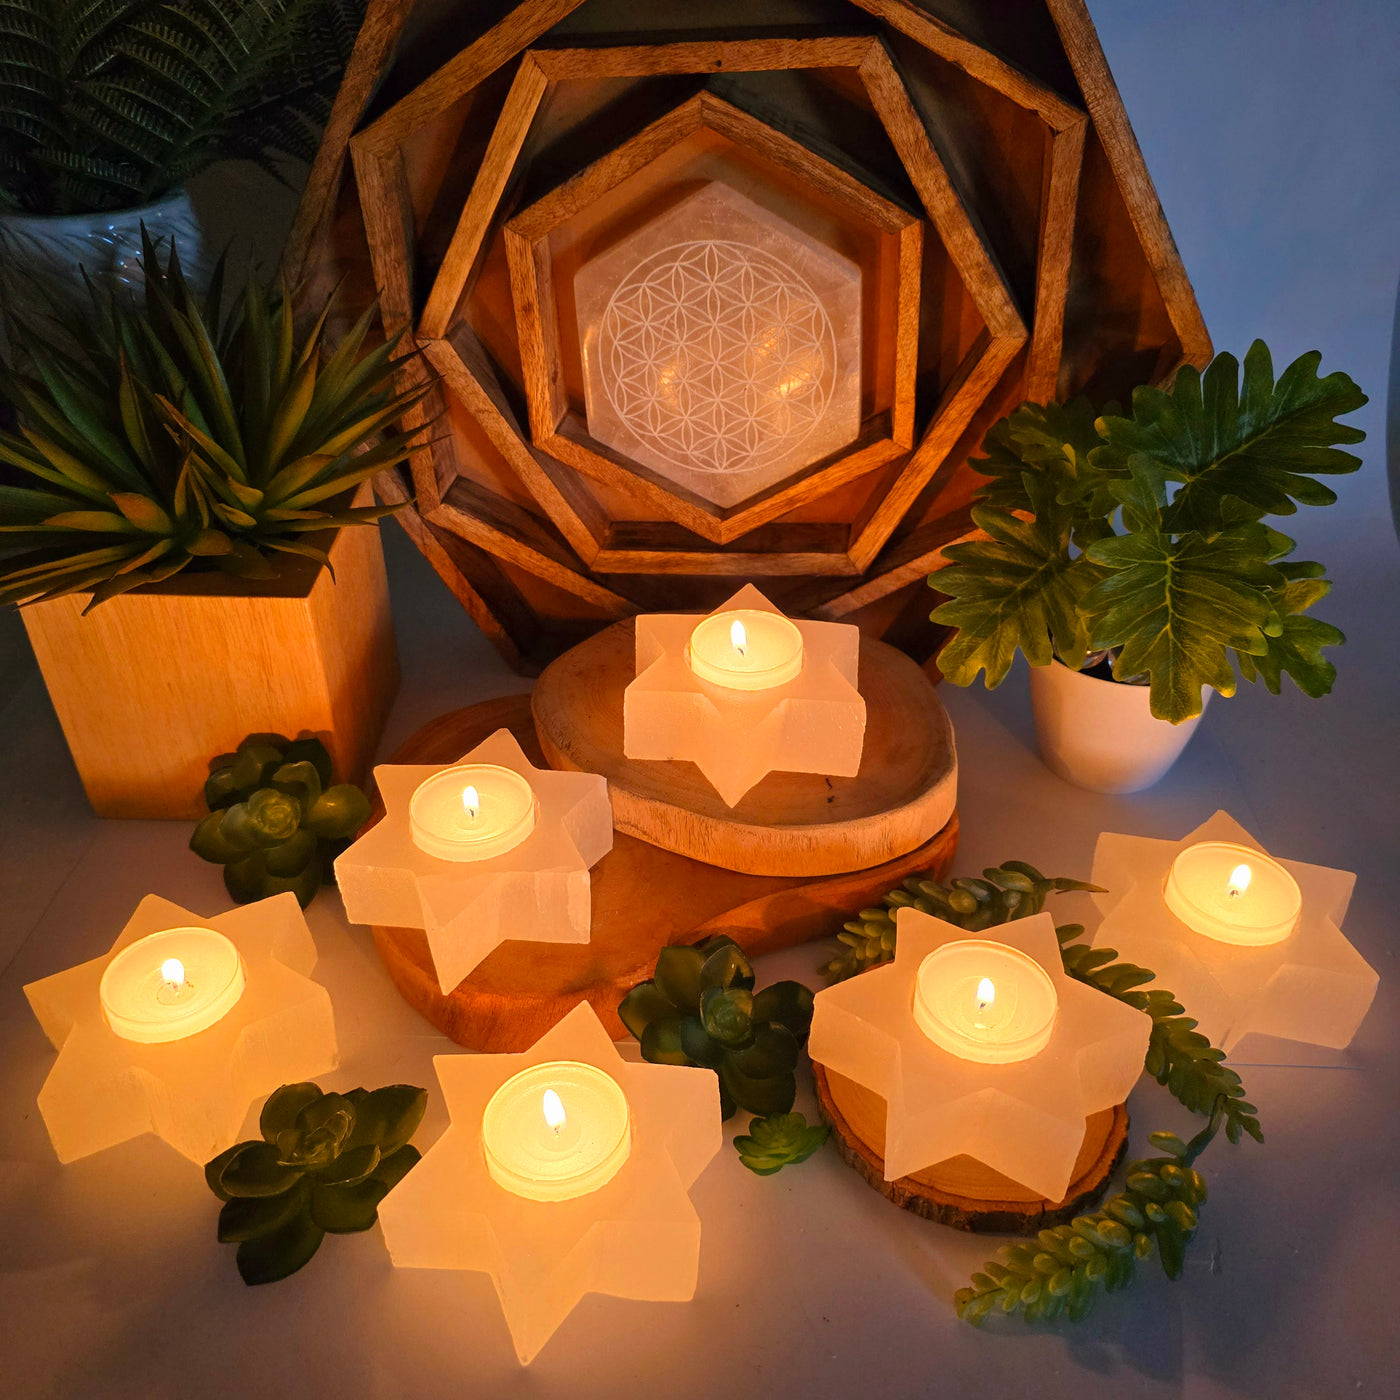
[813,1061,1128,1233]
[531,619,957,876]
[365,694,959,1050]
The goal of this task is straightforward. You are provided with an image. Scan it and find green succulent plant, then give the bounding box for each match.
[0,232,425,609]
[619,935,815,1120]
[930,342,1367,722]
[823,860,1099,982]
[0,1,365,215]
[733,1112,830,1176]
[190,733,369,908]
[205,1079,426,1285]
[956,1097,1227,1325]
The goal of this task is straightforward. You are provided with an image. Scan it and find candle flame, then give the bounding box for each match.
[976,977,995,1011]
[542,1088,566,1134]
[731,618,747,657]
[462,785,479,820]
[161,957,185,986]
[1227,863,1252,899]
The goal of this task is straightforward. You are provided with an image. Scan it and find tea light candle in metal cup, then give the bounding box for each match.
[911,939,1058,1064]
[685,609,804,691]
[98,926,246,1044]
[481,1060,632,1202]
[409,763,539,863]
[1164,841,1302,947]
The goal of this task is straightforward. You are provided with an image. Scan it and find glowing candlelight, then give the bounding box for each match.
[1164,841,1300,946]
[912,940,1057,1064]
[99,926,245,1044]
[481,1061,632,1202]
[409,763,538,863]
[686,608,804,691]
[542,1088,565,1133]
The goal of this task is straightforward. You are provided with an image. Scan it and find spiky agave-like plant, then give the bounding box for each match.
[0,0,365,215]
[0,233,426,609]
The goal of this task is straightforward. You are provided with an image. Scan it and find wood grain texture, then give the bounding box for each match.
[531,619,957,876]
[367,694,959,1049]
[419,53,547,340]
[529,36,879,81]
[1027,115,1087,402]
[22,513,397,820]
[1044,0,1212,368]
[282,0,414,288]
[815,1062,1128,1232]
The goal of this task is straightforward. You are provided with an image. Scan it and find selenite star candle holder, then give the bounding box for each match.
[334,728,612,993]
[23,893,338,1165]
[809,909,1149,1201]
[377,1001,721,1364]
[623,584,866,806]
[1091,810,1376,1056]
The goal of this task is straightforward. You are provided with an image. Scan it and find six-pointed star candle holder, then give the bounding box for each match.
[376,1001,721,1364]
[1091,811,1376,1057]
[623,584,866,807]
[335,729,612,993]
[809,909,1149,1205]
[23,893,337,1165]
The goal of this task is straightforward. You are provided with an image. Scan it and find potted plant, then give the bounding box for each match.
[0,235,424,817]
[930,341,1367,792]
[0,0,362,308]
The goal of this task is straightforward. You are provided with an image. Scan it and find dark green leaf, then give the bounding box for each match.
[218,1183,308,1242]
[639,1016,690,1066]
[653,945,706,1016]
[700,985,754,1047]
[344,1085,427,1157]
[259,1083,324,1143]
[235,1213,324,1286]
[309,1177,387,1234]
[751,981,815,1039]
[618,981,676,1040]
[217,1141,303,1198]
[303,784,370,839]
[718,1059,797,1118]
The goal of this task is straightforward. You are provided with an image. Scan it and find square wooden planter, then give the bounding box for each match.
[21,518,398,819]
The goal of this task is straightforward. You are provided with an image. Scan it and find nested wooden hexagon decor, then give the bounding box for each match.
[288,0,1210,670]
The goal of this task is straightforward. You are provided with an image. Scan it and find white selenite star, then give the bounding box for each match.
[623,584,866,807]
[334,729,613,993]
[1090,810,1375,1056]
[24,893,338,1165]
[377,1002,721,1364]
[809,909,1150,1201]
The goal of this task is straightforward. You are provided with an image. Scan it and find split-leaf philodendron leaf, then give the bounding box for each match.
[930,341,1364,722]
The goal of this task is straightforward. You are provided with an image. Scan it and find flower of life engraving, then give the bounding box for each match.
[598,238,837,482]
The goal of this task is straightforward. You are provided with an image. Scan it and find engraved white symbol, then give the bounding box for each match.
[598,239,836,479]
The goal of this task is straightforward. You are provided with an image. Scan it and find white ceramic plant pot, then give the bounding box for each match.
[0,188,203,327]
[1028,659,1212,794]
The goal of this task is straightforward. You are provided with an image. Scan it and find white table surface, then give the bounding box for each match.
[1,3,1397,1396]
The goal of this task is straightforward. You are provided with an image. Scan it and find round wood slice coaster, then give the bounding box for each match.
[812,1062,1128,1234]
[366,695,959,1051]
[530,619,958,877]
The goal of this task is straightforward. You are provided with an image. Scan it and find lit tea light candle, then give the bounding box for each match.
[409,763,538,863]
[911,940,1058,1064]
[99,926,246,1044]
[1164,841,1302,947]
[686,608,804,691]
[378,1003,722,1365]
[481,1060,632,1202]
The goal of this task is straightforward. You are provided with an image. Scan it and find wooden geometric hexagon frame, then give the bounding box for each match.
[499,88,923,547]
[287,0,1211,670]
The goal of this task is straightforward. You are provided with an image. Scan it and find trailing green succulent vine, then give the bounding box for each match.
[190,733,369,908]
[205,1080,425,1286]
[733,1112,830,1176]
[823,861,1099,982]
[0,233,424,609]
[930,342,1367,722]
[619,935,815,1120]
[0,1,366,215]
[955,1100,1226,1325]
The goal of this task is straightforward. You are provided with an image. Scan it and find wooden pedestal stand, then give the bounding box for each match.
[368,695,958,1051]
[532,620,958,876]
[813,1062,1128,1234]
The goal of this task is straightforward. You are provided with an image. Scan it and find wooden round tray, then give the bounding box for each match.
[530,619,958,877]
[367,695,959,1051]
[813,1062,1128,1234]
